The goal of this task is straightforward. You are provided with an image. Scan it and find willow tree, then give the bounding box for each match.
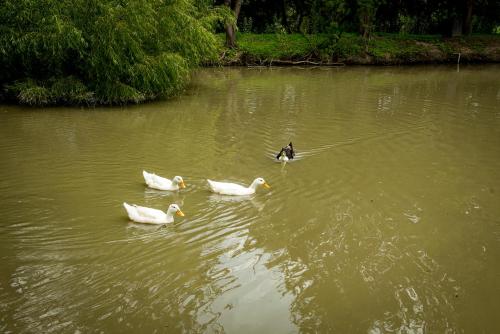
[0,0,224,105]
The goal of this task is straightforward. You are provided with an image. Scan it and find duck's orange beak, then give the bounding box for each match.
[263,182,271,189]
[180,180,186,189]
[176,210,185,217]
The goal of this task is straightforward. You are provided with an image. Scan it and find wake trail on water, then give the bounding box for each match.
[270,122,431,160]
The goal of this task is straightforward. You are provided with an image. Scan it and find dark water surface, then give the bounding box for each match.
[1,65,499,333]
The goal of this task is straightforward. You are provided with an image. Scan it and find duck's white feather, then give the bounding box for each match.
[143,170,175,190]
[207,177,269,196]
[278,155,289,162]
[123,202,171,224]
[207,179,255,196]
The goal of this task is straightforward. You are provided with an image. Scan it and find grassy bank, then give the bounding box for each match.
[217,33,500,66]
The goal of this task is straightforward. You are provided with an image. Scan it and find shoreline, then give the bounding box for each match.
[2,33,498,106]
[215,33,500,67]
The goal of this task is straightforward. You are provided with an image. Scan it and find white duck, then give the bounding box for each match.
[143,171,186,191]
[207,178,270,196]
[123,203,185,224]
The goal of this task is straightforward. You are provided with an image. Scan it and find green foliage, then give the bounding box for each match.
[232,33,313,59]
[309,0,350,34]
[235,0,499,37]
[49,76,94,104]
[330,34,364,58]
[8,81,53,106]
[241,17,253,33]
[375,32,441,42]
[357,0,382,38]
[219,32,500,65]
[7,77,94,105]
[303,33,363,61]
[0,0,225,105]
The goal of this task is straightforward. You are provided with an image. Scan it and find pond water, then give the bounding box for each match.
[1,65,500,333]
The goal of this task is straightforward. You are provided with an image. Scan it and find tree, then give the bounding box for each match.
[0,0,225,105]
[224,0,242,48]
[232,0,499,35]
[463,0,474,35]
[357,0,382,39]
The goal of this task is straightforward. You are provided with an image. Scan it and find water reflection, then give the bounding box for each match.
[1,65,500,333]
[208,194,266,212]
[257,200,461,332]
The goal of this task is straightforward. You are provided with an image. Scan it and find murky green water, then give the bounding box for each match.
[1,65,500,333]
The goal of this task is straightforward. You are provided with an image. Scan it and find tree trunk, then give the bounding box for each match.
[295,12,303,32]
[224,0,242,48]
[225,24,236,48]
[452,17,463,37]
[281,0,289,32]
[233,0,242,20]
[463,0,474,35]
[224,0,235,48]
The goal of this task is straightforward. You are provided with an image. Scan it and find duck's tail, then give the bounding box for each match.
[143,170,154,186]
[276,148,284,160]
[123,202,134,216]
[206,179,216,191]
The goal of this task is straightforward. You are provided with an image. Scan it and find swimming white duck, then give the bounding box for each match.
[143,171,186,191]
[207,178,270,196]
[123,203,184,224]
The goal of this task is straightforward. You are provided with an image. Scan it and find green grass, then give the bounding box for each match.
[218,33,315,59]
[369,36,424,60]
[374,32,442,42]
[218,32,500,65]
[218,33,363,62]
